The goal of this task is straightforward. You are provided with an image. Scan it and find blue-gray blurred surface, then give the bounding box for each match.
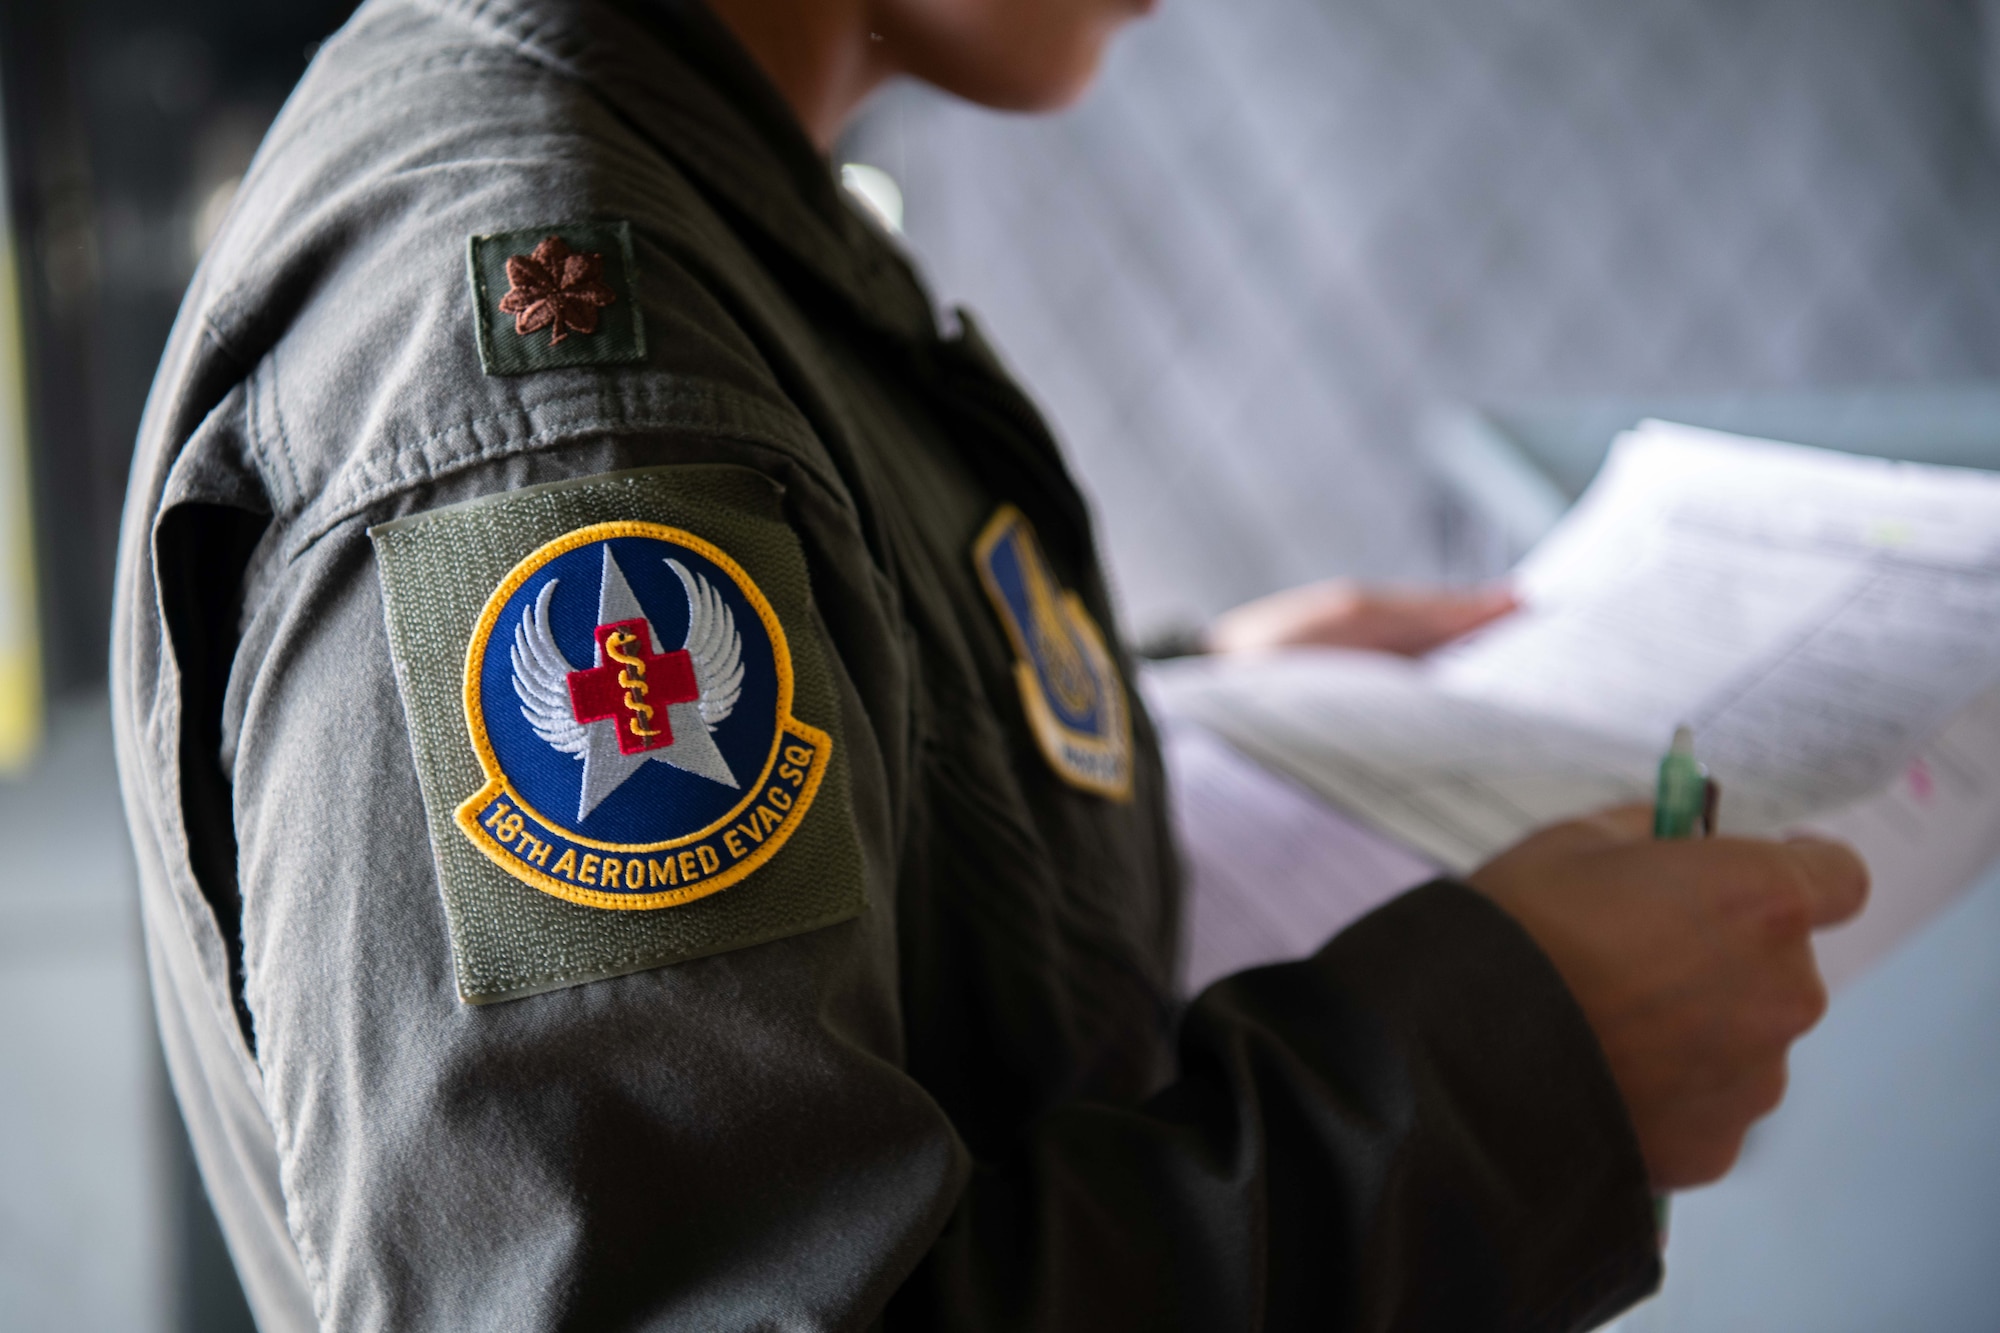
[848,0,2000,633]
[0,699,164,1333]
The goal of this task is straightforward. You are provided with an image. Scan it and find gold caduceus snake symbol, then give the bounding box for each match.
[603,628,663,739]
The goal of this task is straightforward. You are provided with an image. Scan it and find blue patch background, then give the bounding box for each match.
[984,533,1106,734]
[478,536,781,845]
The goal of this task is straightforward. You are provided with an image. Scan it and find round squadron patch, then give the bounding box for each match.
[973,505,1133,800]
[455,521,832,910]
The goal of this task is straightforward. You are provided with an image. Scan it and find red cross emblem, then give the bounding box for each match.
[566,619,699,755]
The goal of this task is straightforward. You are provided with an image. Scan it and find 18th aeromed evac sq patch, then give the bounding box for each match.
[457,521,830,908]
[370,467,864,1004]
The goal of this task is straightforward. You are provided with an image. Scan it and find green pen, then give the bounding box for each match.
[1650,725,1717,1245]
[1654,725,1715,840]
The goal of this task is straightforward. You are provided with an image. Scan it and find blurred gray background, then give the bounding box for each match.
[847,0,2000,634]
[1,3,358,1329]
[841,5,2000,1326]
[6,0,2000,1329]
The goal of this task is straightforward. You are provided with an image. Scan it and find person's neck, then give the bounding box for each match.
[702,0,891,150]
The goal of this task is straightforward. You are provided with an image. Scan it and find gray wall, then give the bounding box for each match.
[849,0,2000,635]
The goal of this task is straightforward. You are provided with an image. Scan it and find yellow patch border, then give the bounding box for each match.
[454,519,832,910]
[973,505,1133,801]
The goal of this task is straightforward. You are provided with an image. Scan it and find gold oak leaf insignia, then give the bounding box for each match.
[497,236,618,345]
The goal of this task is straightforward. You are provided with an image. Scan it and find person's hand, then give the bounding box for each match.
[1207,579,1517,657]
[1466,805,1868,1190]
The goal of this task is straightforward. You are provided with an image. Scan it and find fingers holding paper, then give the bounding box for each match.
[1207,579,1518,657]
[1467,812,1868,1190]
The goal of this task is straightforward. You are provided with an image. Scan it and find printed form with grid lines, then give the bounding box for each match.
[1154,421,2000,988]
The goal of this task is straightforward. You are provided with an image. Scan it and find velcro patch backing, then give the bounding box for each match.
[371,465,864,1003]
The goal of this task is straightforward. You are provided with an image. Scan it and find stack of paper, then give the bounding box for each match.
[1154,421,2000,987]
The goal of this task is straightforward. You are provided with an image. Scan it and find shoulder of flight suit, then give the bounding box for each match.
[185,0,856,543]
[115,5,935,1326]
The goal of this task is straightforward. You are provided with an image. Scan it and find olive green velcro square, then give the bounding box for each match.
[467,220,647,376]
[369,465,865,1003]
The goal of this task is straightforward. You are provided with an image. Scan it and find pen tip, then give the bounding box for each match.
[1670,724,1695,754]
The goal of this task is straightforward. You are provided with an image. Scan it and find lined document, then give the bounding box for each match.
[1154,422,2000,985]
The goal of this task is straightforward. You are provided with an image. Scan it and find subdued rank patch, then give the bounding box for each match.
[466,221,647,376]
[973,505,1133,800]
[371,466,864,1003]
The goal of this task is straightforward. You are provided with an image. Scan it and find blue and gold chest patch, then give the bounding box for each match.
[460,522,831,909]
[973,506,1132,800]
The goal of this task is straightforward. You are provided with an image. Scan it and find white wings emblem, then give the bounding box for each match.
[670,558,744,730]
[511,579,589,758]
[509,551,746,821]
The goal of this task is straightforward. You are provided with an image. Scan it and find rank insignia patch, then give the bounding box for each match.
[467,221,647,376]
[371,466,864,1003]
[461,522,831,909]
[973,506,1133,799]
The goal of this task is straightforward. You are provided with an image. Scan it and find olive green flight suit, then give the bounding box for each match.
[110,0,1659,1327]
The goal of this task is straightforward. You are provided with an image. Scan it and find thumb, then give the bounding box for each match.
[1784,835,1870,929]
[1374,584,1519,656]
[1583,802,1656,842]
[1406,584,1517,638]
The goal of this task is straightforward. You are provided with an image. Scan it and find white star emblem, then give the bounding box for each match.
[509,547,745,821]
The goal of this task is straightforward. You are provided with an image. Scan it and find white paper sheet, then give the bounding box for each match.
[1153,422,2000,986]
[1157,715,1438,996]
[1804,685,2000,988]
[1431,421,2000,826]
[1157,648,1659,874]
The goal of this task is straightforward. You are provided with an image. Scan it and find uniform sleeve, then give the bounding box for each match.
[223,461,1657,1333]
[902,883,1663,1331]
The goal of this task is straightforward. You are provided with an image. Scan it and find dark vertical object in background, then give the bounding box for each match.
[0,0,359,696]
[0,0,97,696]
[0,3,358,1327]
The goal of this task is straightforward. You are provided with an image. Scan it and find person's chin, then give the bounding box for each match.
[1024,58,1111,110]
[905,5,1138,113]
